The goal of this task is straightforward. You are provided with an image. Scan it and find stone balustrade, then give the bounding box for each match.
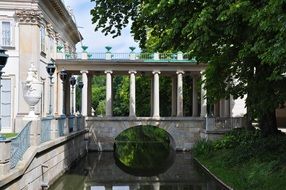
[57,50,196,62]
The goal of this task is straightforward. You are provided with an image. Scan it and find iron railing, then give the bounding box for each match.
[40,118,52,143]
[10,121,31,169]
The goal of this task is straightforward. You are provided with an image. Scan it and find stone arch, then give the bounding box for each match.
[87,118,203,151]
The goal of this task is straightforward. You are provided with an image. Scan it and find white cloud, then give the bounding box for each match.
[63,0,140,53]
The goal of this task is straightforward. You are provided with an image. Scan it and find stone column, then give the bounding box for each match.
[176,71,184,117]
[81,70,88,116]
[192,75,199,117]
[150,77,154,116]
[129,70,137,117]
[152,71,161,117]
[214,102,219,117]
[105,70,113,117]
[171,76,177,116]
[219,99,224,117]
[87,75,93,116]
[65,74,71,115]
[73,79,76,114]
[224,98,230,117]
[57,72,64,115]
[200,71,207,117]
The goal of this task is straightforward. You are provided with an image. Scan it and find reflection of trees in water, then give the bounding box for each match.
[114,125,175,176]
[50,152,222,190]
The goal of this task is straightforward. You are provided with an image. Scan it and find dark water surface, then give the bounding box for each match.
[49,152,226,190]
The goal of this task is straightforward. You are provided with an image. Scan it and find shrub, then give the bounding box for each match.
[192,139,214,156]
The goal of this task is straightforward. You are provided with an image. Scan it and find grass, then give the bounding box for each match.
[192,129,286,190]
[1,133,18,139]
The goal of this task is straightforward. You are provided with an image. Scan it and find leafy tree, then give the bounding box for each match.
[113,76,130,116]
[91,0,286,135]
[91,76,106,116]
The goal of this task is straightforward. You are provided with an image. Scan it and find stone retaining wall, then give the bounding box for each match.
[0,131,87,190]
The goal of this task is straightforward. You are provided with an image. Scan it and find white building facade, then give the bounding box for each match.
[0,0,81,132]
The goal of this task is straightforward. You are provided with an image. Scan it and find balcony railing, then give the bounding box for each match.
[57,51,197,63]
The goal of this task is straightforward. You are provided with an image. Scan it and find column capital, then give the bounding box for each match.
[152,70,161,75]
[16,9,43,26]
[128,70,137,74]
[105,70,113,74]
[176,70,185,75]
[80,70,89,74]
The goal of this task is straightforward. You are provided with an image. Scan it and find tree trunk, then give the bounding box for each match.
[245,110,255,131]
[259,110,279,136]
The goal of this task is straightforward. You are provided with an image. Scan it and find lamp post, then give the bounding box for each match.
[59,69,67,115]
[46,61,56,116]
[77,80,84,115]
[69,76,76,115]
[0,48,9,140]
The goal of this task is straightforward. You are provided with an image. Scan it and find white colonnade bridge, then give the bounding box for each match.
[55,51,245,151]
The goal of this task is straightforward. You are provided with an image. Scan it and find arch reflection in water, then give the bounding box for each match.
[114,125,176,176]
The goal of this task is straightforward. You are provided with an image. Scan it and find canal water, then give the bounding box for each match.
[49,152,226,190]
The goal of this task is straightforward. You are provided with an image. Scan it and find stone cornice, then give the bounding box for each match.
[47,0,82,43]
[15,9,43,26]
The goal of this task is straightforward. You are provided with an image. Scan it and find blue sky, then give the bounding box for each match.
[64,0,140,53]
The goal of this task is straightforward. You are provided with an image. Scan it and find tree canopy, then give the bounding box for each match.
[91,0,286,135]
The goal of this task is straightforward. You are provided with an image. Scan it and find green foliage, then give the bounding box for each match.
[135,76,151,116]
[193,129,286,189]
[91,76,106,116]
[159,77,172,117]
[114,125,172,170]
[213,128,261,150]
[191,139,214,156]
[113,76,129,116]
[91,75,182,117]
[1,133,17,139]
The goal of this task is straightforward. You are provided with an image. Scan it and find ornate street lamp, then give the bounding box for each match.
[59,69,67,115]
[69,76,76,115]
[77,80,84,115]
[46,61,56,116]
[0,48,9,140]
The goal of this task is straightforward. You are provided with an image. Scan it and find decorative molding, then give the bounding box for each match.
[55,32,61,44]
[46,23,55,38]
[15,9,43,26]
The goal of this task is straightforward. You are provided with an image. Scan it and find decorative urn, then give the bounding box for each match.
[22,64,43,118]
